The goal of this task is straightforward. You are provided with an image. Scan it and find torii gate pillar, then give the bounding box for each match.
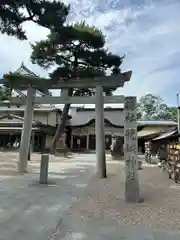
[95,86,106,178]
[18,87,35,173]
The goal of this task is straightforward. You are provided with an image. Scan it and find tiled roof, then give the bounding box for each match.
[152,129,177,141]
[15,63,37,76]
[71,109,123,127]
[138,120,177,126]
[70,108,177,127]
[14,63,51,96]
[0,105,61,112]
[0,113,56,134]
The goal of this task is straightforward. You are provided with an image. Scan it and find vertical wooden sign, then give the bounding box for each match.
[124,97,140,202]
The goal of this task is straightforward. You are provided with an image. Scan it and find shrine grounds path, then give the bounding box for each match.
[51,157,180,240]
[0,152,96,240]
[0,153,180,239]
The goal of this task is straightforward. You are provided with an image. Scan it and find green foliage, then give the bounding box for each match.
[30,18,124,152]
[31,21,124,96]
[153,104,177,122]
[137,94,163,119]
[1,1,123,96]
[137,94,177,121]
[0,86,12,102]
[0,0,70,40]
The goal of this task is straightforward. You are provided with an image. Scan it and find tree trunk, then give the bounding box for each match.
[50,50,80,154]
[50,103,71,154]
[50,87,85,153]
[50,87,81,154]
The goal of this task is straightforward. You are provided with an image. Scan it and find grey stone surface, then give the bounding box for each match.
[50,156,180,239]
[39,154,49,184]
[125,178,140,202]
[0,153,96,240]
[18,87,35,173]
[1,153,180,240]
[95,86,106,178]
[52,216,180,240]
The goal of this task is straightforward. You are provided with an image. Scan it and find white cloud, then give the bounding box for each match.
[0,21,49,77]
[0,0,180,105]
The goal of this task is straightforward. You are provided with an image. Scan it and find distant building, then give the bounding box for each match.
[70,107,177,152]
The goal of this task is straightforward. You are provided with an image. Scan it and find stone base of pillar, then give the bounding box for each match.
[125,179,141,202]
[18,168,28,174]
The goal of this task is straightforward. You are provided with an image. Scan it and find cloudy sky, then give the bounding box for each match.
[0,0,180,106]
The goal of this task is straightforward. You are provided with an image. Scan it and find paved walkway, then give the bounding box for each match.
[1,153,180,239]
[51,159,180,240]
[0,153,96,240]
[51,217,180,240]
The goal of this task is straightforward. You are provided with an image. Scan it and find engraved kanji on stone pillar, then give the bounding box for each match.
[124,96,140,202]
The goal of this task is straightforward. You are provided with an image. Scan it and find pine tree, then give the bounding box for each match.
[0,0,70,40]
[0,86,12,103]
[0,0,124,153]
[0,0,70,103]
[31,22,124,153]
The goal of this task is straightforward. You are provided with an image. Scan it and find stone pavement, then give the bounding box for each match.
[50,159,180,240]
[51,216,180,240]
[0,152,96,240]
[1,153,180,240]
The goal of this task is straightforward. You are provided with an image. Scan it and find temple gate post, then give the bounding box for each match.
[18,86,35,173]
[95,86,106,178]
[124,96,140,202]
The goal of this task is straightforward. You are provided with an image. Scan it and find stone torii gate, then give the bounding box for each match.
[4,71,140,202]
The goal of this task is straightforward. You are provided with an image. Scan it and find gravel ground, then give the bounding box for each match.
[67,161,180,231]
[0,151,74,176]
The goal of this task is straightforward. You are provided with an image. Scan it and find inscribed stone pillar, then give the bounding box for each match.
[124,96,140,202]
[18,87,35,173]
[95,86,106,178]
